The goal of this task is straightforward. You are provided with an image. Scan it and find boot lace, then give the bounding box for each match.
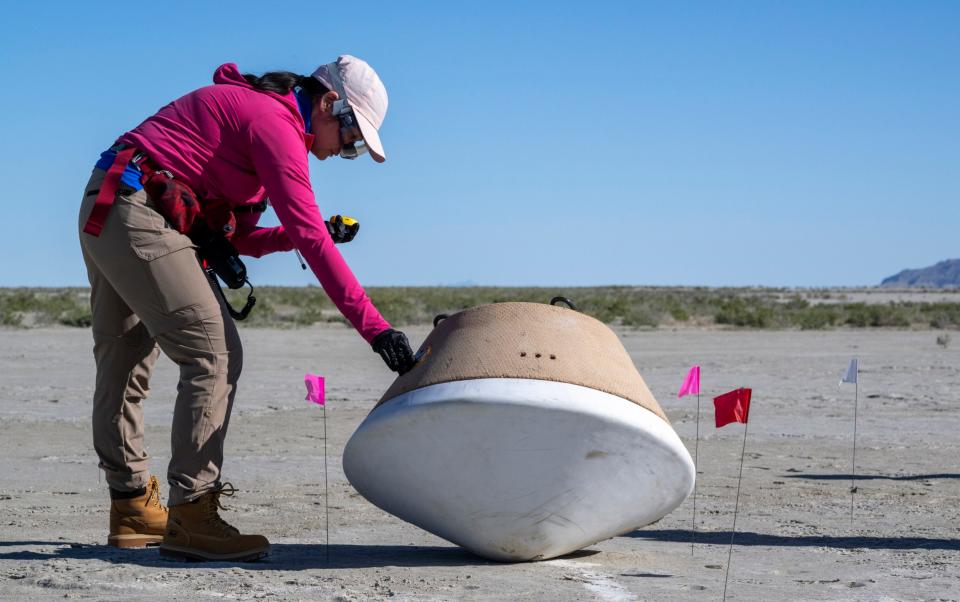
[146,475,168,513]
[202,483,240,537]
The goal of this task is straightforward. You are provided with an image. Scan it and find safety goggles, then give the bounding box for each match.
[331,99,368,160]
[319,61,370,160]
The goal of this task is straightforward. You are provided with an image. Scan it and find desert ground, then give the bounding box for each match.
[1,325,957,601]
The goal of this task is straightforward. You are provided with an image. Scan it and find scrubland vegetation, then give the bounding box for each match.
[2,286,960,330]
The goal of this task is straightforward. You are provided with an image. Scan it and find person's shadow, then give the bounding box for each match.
[0,541,599,569]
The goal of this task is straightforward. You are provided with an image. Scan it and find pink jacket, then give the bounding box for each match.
[119,63,391,343]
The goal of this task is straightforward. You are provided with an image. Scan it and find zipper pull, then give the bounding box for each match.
[294,249,307,270]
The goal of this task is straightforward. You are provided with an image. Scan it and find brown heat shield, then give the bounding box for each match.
[376,302,668,423]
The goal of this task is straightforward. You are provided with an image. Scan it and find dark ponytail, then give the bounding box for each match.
[242,71,330,96]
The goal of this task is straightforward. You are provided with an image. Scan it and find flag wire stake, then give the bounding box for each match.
[723,390,749,602]
[850,376,858,527]
[323,403,330,565]
[691,389,700,555]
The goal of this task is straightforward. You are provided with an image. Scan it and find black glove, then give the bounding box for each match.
[372,329,415,375]
[326,215,359,244]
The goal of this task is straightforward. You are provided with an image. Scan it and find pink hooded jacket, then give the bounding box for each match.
[119,63,391,343]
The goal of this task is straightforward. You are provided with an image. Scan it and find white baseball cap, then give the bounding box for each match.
[312,55,388,163]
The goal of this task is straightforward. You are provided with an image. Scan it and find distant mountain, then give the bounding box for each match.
[880,259,960,288]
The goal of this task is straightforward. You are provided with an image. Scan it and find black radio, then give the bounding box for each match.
[192,227,256,321]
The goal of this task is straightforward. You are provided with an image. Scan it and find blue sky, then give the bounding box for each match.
[1,1,957,287]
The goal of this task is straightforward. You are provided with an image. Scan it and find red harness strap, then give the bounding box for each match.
[83,146,137,237]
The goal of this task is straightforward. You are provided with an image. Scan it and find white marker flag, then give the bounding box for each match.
[840,358,859,385]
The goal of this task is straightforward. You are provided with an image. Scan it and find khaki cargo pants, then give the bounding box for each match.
[78,168,241,506]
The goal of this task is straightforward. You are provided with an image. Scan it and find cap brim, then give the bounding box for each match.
[353,108,385,163]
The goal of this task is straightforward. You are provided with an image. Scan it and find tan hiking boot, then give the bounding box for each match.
[108,475,168,548]
[159,483,270,562]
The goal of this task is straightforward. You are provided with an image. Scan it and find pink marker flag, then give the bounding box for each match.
[678,365,701,398]
[304,374,325,406]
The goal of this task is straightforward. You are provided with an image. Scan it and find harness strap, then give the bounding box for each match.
[83,147,137,237]
[84,145,260,236]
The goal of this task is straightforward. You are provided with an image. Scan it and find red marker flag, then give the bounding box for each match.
[713,388,751,427]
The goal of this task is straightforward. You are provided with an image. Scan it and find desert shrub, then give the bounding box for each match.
[784,295,810,310]
[368,289,419,325]
[0,309,22,327]
[1,291,38,313]
[715,297,774,328]
[843,303,911,328]
[844,303,873,327]
[794,305,838,330]
[582,294,635,324]
[622,308,659,328]
[662,294,690,322]
[0,290,89,326]
[668,305,690,322]
[923,303,960,329]
[59,308,92,327]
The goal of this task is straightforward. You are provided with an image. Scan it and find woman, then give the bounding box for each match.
[78,55,414,562]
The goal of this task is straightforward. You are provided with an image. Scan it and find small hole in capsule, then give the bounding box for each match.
[520,352,527,357]
[535,353,542,358]
[550,354,556,360]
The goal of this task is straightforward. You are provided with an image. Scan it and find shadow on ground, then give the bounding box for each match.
[0,542,600,569]
[628,529,960,551]
[0,543,485,569]
[784,472,960,481]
